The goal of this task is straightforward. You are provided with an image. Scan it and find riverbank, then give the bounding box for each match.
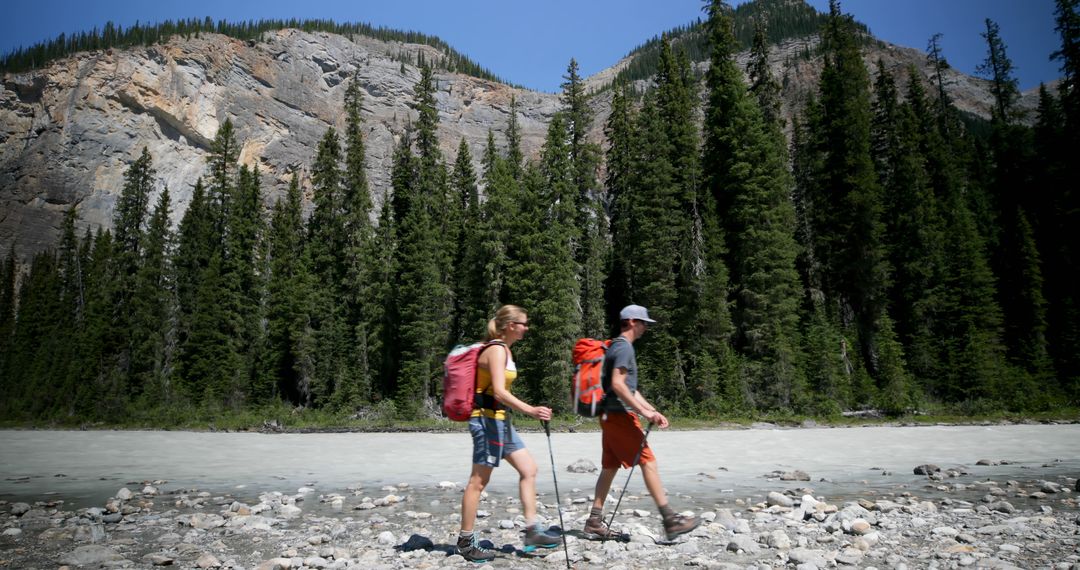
[1,405,1078,434]
[2,425,1078,568]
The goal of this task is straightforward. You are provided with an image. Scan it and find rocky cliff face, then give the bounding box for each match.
[0,28,1042,260]
[0,29,561,259]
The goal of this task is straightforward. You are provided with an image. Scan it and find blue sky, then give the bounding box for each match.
[1,0,1062,94]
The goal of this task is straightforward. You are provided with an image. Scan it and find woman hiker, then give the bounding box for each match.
[456,304,562,562]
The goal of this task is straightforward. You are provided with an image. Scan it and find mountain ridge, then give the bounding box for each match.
[0,11,1045,261]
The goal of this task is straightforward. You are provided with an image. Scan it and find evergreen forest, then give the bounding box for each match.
[1,0,1078,426]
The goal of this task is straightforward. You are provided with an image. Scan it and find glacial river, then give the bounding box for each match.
[1,424,1077,509]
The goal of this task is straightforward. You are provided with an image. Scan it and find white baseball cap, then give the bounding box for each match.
[619,304,656,323]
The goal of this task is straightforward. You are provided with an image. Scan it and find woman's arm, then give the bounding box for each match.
[482,345,552,421]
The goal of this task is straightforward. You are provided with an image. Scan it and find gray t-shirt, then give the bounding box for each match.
[601,336,638,413]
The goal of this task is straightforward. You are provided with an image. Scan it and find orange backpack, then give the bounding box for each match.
[572,338,612,416]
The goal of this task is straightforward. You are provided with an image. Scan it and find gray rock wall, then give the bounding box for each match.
[0,29,561,259]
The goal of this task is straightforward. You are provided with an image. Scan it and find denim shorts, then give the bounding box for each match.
[469,416,525,467]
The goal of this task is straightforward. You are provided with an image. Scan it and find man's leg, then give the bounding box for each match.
[590,467,618,511]
[640,459,667,507]
[640,458,701,540]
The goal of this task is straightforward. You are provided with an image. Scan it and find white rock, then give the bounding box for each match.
[767,492,794,507]
[116,487,134,500]
[768,529,792,550]
[254,558,292,570]
[278,505,302,518]
[2,528,22,537]
[377,531,396,545]
[196,553,222,568]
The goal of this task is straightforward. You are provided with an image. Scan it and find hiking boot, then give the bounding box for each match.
[662,513,701,541]
[581,516,623,541]
[456,533,495,563]
[523,525,561,552]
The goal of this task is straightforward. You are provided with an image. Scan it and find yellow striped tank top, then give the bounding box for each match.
[471,344,517,420]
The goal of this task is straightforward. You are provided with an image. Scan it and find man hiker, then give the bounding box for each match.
[581,304,701,542]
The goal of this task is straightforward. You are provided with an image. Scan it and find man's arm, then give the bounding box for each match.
[610,368,670,428]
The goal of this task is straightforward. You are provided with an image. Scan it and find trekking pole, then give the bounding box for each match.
[603,419,653,539]
[542,420,572,569]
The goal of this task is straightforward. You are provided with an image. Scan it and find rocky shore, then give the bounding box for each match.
[2,459,1078,570]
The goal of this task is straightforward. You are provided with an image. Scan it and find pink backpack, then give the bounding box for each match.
[442,341,501,421]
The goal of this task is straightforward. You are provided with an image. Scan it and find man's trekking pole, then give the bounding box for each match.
[603,419,653,538]
[542,420,571,569]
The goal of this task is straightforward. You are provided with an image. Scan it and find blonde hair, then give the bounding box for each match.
[485,305,526,341]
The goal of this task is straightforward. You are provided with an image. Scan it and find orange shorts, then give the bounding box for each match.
[600,411,655,469]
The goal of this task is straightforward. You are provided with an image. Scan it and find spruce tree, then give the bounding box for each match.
[208,120,240,247]
[176,121,249,407]
[871,64,945,389]
[130,187,175,405]
[76,228,126,418]
[1049,0,1080,397]
[561,58,608,339]
[394,65,453,417]
[110,147,157,399]
[978,20,1051,396]
[925,33,953,127]
[53,211,89,415]
[450,138,485,344]
[505,95,524,181]
[604,85,637,325]
[370,188,400,401]
[264,173,317,405]
[703,0,803,412]
[223,165,266,406]
[747,19,782,128]
[8,251,67,418]
[0,246,15,389]
[476,130,519,330]
[1009,210,1052,387]
[904,60,1011,406]
[978,19,1020,124]
[175,179,213,334]
[659,39,704,409]
[339,75,377,408]
[811,0,889,384]
[307,127,350,407]
[507,114,581,410]
[621,88,683,408]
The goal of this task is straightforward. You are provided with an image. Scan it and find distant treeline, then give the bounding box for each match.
[1,1,1078,425]
[611,0,864,88]
[0,16,509,85]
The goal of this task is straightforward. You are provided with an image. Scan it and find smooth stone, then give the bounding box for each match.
[768,492,794,507]
[196,553,221,568]
[727,534,761,554]
[59,545,126,566]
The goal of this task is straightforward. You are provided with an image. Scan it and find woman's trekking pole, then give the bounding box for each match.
[542,420,571,569]
[603,420,653,538]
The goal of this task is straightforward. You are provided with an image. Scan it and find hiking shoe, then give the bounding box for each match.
[581,516,623,541]
[456,534,495,563]
[523,525,561,552]
[663,513,701,541]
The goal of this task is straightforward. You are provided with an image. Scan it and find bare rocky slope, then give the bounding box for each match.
[0,27,1044,260]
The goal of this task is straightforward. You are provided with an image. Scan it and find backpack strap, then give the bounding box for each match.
[600,336,627,396]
